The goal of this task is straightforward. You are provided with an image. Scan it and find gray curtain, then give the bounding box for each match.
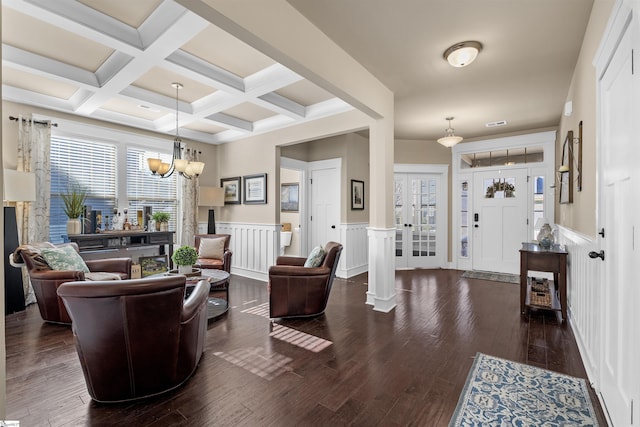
[17,115,51,305]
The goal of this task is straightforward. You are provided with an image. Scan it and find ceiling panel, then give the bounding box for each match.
[101,97,168,121]
[183,120,227,134]
[275,80,333,107]
[181,24,276,78]
[2,7,113,73]
[132,67,218,103]
[222,103,277,122]
[78,0,163,28]
[2,66,78,100]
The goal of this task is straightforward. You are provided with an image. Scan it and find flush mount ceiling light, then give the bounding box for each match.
[443,41,483,68]
[437,117,463,147]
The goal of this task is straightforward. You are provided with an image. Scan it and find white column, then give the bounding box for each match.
[367,117,396,312]
[366,227,395,311]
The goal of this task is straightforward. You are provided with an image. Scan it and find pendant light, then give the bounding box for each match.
[437,117,463,148]
[147,82,205,179]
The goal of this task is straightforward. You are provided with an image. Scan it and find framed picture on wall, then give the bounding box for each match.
[351,179,364,210]
[281,183,299,212]
[221,177,241,205]
[559,130,573,204]
[243,173,267,204]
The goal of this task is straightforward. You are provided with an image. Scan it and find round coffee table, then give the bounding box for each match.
[181,269,230,320]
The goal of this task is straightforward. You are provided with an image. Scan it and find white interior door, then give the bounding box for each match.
[472,168,528,274]
[598,22,639,426]
[395,173,444,269]
[310,163,340,249]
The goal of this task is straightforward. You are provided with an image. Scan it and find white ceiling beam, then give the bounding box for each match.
[165,49,244,92]
[206,112,253,132]
[258,92,305,118]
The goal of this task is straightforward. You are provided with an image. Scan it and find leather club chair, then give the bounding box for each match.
[194,234,232,273]
[13,242,131,324]
[268,241,343,319]
[57,275,209,403]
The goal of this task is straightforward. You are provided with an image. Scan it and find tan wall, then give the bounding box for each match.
[556,0,615,237]
[280,168,301,256]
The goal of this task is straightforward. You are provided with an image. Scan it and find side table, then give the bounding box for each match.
[185,269,230,320]
[519,242,568,322]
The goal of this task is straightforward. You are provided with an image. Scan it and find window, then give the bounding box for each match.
[126,147,177,231]
[50,135,177,243]
[50,136,117,242]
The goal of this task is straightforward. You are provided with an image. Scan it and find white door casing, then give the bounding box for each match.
[472,168,528,274]
[595,5,640,425]
[394,173,445,268]
[309,159,341,250]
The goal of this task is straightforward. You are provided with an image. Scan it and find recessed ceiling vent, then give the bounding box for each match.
[485,120,507,128]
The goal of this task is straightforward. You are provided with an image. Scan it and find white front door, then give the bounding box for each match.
[597,21,639,426]
[394,173,444,269]
[472,168,528,274]
[309,163,340,249]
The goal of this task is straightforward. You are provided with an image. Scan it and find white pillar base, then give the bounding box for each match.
[367,227,396,312]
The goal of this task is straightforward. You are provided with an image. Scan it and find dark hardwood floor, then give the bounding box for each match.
[5,269,607,426]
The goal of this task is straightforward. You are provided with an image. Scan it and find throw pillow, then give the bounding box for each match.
[198,237,225,260]
[41,245,90,273]
[304,245,325,267]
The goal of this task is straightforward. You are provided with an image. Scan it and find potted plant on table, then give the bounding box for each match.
[152,211,170,231]
[172,245,199,275]
[61,186,87,235]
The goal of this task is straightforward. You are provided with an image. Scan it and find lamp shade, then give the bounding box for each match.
[3,169,36,202]
[199,186,225,207]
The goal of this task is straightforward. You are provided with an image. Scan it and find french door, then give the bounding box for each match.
[394,173,444,269]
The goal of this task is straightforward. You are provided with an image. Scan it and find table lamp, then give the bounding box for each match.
[198,186,225,234]
[4,169,36,314]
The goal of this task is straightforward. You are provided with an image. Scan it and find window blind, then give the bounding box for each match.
[50,136,117,242]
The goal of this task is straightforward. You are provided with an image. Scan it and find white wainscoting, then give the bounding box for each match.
[198,221,370,281]
[337,222,369,278]
[214,222,279,282]
[557,226,601,386]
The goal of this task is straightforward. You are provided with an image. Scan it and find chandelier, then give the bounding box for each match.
[437,117,463,148]
[147,82,205,179]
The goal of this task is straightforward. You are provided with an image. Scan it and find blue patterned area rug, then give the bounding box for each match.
[450,353,599,426]
[461,270,520,284]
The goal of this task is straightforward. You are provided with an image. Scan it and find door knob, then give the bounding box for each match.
[588,250,605,261]
[331,225,336,229]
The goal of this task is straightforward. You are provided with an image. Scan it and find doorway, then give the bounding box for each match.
[471,168,528,274]
[394,165,448,269]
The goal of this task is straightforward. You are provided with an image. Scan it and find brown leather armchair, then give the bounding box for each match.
[194,234,232,272]
[268,241,343,319]
[13,242,131,324]
[57,275,209,403]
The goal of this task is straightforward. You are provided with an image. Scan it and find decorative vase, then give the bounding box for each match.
[537,223,555,249]
[178,265,192,275]
[160,222,169,232]
[66,218,82,235]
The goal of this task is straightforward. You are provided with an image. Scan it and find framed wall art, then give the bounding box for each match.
[243,173,267,204]
[559,130,573,204]
[139,255,168,277]
[351,179,364,210]
[280,183,299,212]
[220,176,241,205]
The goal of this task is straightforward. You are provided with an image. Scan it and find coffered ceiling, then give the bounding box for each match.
[1,0,349,144]
[2,0,595,145]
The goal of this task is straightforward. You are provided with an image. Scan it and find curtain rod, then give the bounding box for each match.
[9,116,58,127]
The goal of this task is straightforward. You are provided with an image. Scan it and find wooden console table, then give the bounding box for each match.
[519,242,568,322]
[68,231,175,267]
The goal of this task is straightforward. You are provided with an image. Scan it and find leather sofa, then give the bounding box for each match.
[194,234,232,273]
[13,242,131,324]
[268,241,343,318]
[57,275,209,403]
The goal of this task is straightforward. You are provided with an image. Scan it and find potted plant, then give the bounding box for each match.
[152,211,170,231]
[61,186,87,235]
[172,245,198,274]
